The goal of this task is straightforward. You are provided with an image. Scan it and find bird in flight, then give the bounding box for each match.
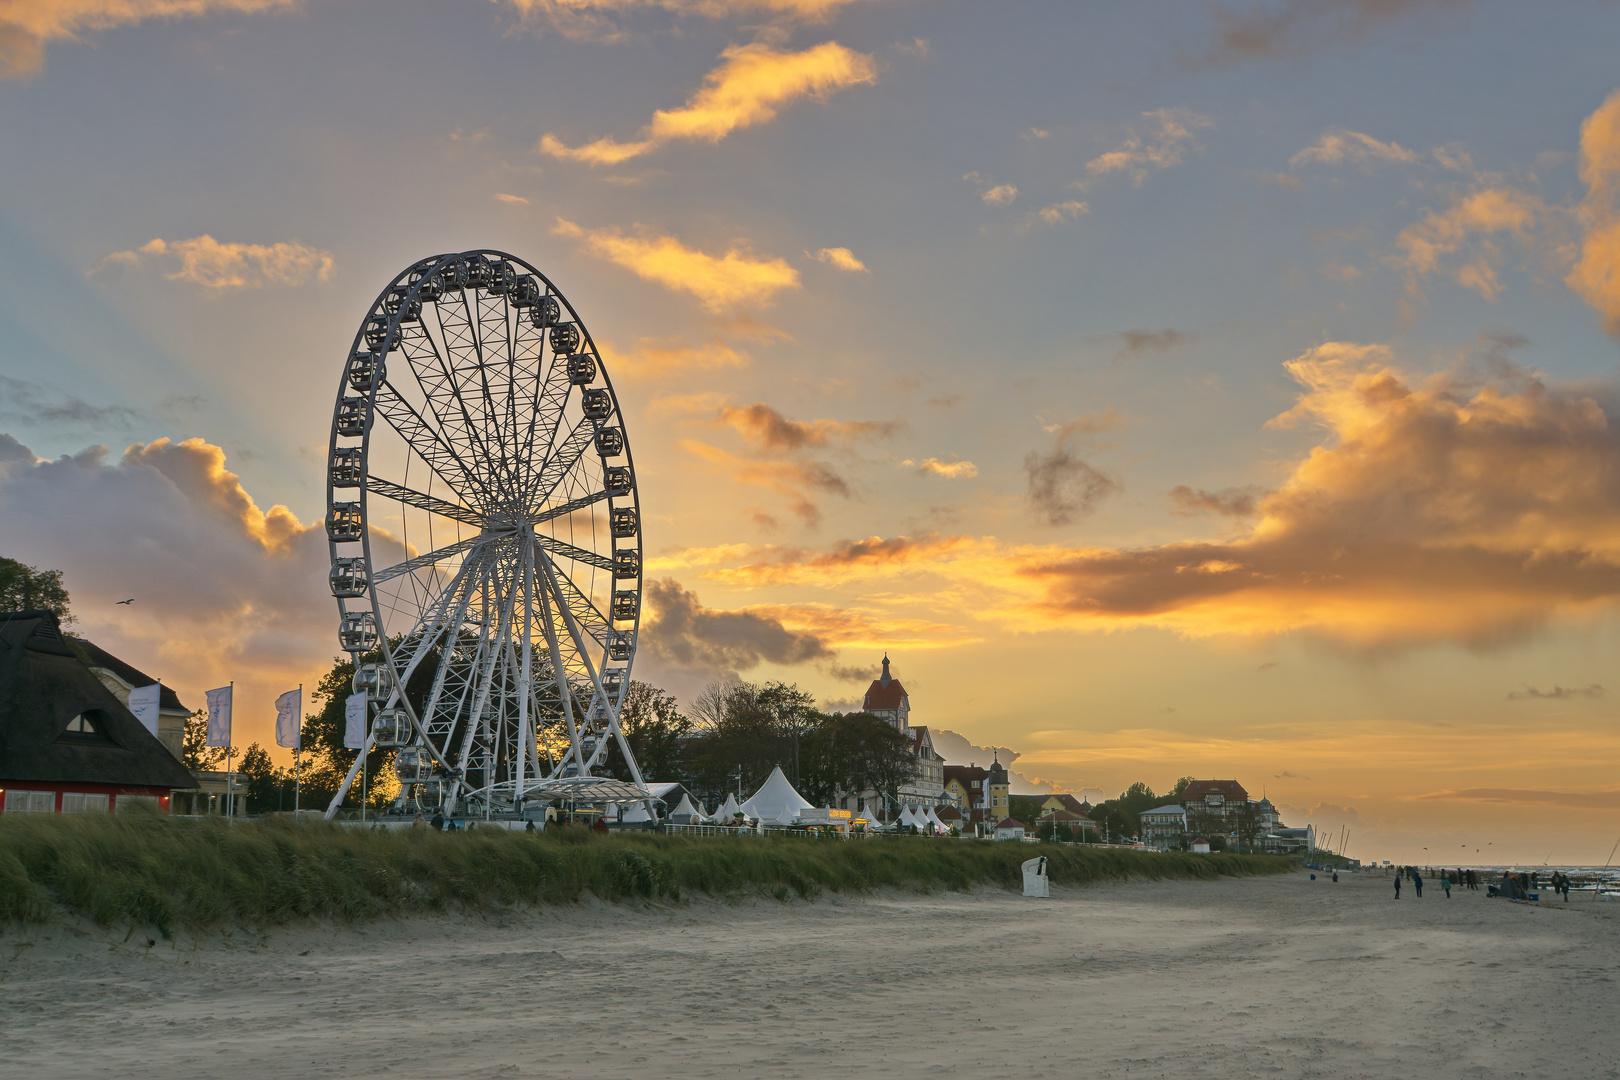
[115,598,134,605]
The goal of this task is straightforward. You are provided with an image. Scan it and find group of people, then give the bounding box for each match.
[1389,865,1481,899]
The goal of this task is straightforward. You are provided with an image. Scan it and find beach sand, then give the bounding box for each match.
[3,869,1616,1079]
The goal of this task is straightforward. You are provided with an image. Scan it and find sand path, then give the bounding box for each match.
[3,869,1616,1079]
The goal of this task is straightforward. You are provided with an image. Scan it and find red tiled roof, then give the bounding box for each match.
[996,817,1025,829]
[1045,793,1090,815]
[935,805,963,820]
[863,679,907,710]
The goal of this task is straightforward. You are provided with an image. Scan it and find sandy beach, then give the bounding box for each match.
[3,869,1616,1079]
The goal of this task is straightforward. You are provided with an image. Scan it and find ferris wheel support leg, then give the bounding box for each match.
[449,556,517,810]
[535,551,645,789]
[515,533,535,808]
[324,729,377,820]
[531,547,586,775]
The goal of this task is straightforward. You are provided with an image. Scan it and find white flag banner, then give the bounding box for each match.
[344,692,368,750]
[275,689,301,750]
[204,685,233,747]
[128,683,161,738]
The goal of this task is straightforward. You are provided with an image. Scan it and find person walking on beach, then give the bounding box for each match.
[1394,875,1402,899]
[1442,874,1451,899]
[1413,870,1424,897]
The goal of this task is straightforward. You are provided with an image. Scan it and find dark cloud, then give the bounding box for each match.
[1025,445,1120,526]
[718,402,900,452]
[1114,328,1192,360]
[1198,0,1470,67]
[0,375,138,431]
[1169,484,1266,517]
[1506,684,1604,701]
[641,577,836,676]
[1273,769,1309,778]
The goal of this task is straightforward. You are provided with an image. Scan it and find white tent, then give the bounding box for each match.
[739,766,813,825]
[712,793,744,822]
[621,802,653,824]
[924,806,946,833]
[900,806,923,831]
[668,793,705,824]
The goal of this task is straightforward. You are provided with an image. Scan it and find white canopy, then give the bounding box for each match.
[621,803,653,823]
[900,806,923,830]
[924,806,946,833]
[712,793,744,822]
[739,766,813,824]
[669,793,705,823]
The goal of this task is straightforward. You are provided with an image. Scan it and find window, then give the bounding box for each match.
[4,790,55,813]
[61,793,110,814]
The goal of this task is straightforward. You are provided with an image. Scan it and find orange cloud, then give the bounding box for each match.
[717,402,897,451]
[681,438,851,524]
[539,40,874,163]
[92,235,335,290]
[1083,108,1214,187]
[553,218,799,311]
[807,246,868,272]
[1019,343,1620,643]
[598,337,751,380]
[1567,88,1620,334]
[909,457,978,480]
[1392,187,1544,300]
[1289,128,1418,168]
[501,0,870,41]
[0,0,295,79]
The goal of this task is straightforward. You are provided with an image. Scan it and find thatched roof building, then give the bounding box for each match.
[0,610,194,813]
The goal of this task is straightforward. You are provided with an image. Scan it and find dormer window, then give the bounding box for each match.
[58,710,114,744]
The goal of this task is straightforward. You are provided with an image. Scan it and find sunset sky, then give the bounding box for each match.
[4,0,1620,863]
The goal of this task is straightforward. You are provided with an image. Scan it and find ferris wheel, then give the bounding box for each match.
[322,250,650,819]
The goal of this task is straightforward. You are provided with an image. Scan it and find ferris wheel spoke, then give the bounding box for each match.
[527,488,609,527]
[372,380,491,505]
[366,476,485,527]
[530,415,599,506]
[418,300,506,497]
[372,533,494,585]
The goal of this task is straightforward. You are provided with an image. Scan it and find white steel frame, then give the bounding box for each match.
[322,250,648,819]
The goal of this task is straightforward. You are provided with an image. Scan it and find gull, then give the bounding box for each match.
[116,598,135,605]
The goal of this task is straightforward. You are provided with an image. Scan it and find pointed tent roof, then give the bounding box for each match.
[713,793,744,820]
[923,805,946,832]
[739,765,812,823]
[669,793,704,822]
[0,611,194,791]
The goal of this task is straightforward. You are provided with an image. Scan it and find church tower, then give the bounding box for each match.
[987,751,1011,821]
[861,653,910,731]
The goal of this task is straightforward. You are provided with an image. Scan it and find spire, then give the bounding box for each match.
[880,653,891,686]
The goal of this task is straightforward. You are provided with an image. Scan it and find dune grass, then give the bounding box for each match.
[0,811,1293,936]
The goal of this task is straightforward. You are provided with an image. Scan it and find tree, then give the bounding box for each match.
[300,651,401,811]
[606,681,692,782]
[797,711,913,808]
[238,743,293,812]
[0,557,72,621]
[181,709,228,771]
